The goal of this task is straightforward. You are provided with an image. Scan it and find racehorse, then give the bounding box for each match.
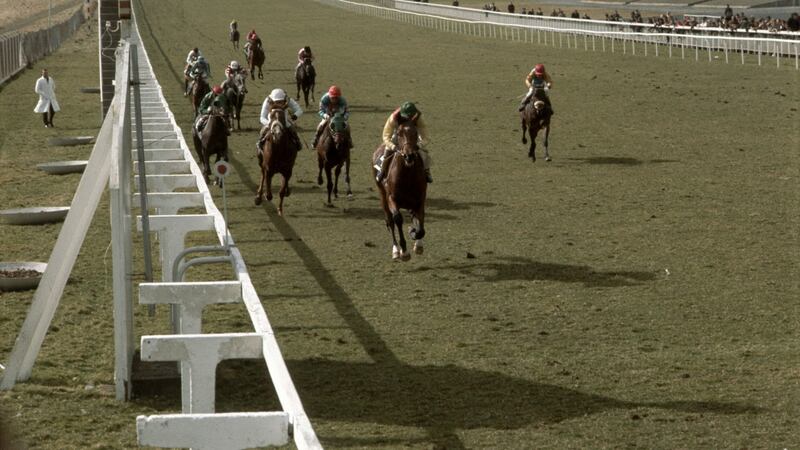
[189,74,210,118]
[316,114,352,206]
[254,107,299,216]
[372,123,427,261]
[192,106,229,187]
[247,44,265,80]
[224,72,247,130]
[520,86,552,162]
[295,57,316,108]
[230,29,240,50]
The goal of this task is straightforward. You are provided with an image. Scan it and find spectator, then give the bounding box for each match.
[724,4,733,22]
[508,1,515,14]
[452,0,459,6]
[571,10,580,18]
[34,68,59,128]
[788,12,799,31]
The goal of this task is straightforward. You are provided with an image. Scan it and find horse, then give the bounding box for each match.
[224,72,247,130]
[192,106,229,187]
[520,86,552,162]
[247,44,265,80]
[372,123,427,261]
[316,114,352,206]
[189,74,209,118]
[295,57,316,108]
[254,107,299,216]
[230,28,240,50]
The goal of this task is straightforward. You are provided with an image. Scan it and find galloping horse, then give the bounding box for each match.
[520,86,552,162]
[192,106,229,186]
[224,72,247,130]
[254,107,299,216]
[189,74,210,118]
[295,57,316,108]
[247,44,265,80]
[316,114,352,206]
[230,28,240,50]
[372,123,427,261]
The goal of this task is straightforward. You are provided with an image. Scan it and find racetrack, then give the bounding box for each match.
[1,0,798,447]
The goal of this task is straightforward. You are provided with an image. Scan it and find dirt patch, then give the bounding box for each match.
[0,0,86,34]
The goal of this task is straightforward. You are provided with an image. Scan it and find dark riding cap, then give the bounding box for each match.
[193,47,199,53]
[304,46,311,53]
[400,102,418,119]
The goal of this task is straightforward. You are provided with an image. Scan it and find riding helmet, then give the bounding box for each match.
[304,46,311,53]
[230,61,240,70]
[269,88,287,102]
[400,101,418,118]
[328,85,341,98]
[534,63,545,75]
[212,85,222,95]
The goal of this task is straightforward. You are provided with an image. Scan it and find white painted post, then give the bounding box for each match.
[133,174,198,192]
[136,412,290,450]
[136,214,216,282]
[140,333,264,413]
[132,192,205,215]
[138,282,243,334]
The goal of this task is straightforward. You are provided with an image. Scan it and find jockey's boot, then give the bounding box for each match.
[518,98,529,111]
[376,150,393,183]
[312,128,322,149]
[425,169,433,184]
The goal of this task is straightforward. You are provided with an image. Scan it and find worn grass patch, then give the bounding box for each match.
[1,0,798,448]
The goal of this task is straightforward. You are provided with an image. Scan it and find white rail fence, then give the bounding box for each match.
[111,10,322,450]
[0,5,89,86]
[314,0,800,68]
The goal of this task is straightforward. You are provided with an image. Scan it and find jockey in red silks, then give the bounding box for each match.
[296,46,313,70]
[244,29,262,57]
[518,63,553,112]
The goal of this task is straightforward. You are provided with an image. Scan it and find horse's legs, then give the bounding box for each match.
[529,128,537,162]
[278,173,291,216]
[296,80,301,103]
[316,155,324,186]
[325,165,334,206]
[521,118,528,145]
[344,156,353,198]
[333,164,342,199]
[254,165,266,205]
[265,171,274,203]
[544,123,551,162]
[387,198,409,261]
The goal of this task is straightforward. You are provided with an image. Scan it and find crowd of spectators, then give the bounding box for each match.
[472,1,799,34]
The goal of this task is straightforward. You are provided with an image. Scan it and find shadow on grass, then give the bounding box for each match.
[569,157,680,166]
[415,256,656,288]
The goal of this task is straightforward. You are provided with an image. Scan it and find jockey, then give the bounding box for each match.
[518,63,553,112]
[256,88,304,162]
[295,46,314,77]
[244,29,262,56]
[312,85,351,149]
[183,47,202,94]
[377,101,432,183]
[195,85,231,134]
[222,60,246,94]
[230,20,237,33]
[186,55,211,96]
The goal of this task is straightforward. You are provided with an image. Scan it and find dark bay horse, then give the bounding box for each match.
[254,107,298,216]
[247,44,265,80]
[230,29,240,50]
[190,75,209,118]
[316,114,352,206]
[224,72,247,130]
[295,57,316,108]
[372,123,427,261]
[192,106,229,186]
[520,87,552,162]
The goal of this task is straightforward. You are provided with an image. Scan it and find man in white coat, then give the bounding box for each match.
[34,68,60,128]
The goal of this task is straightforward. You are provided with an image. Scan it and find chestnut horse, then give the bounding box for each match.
[295,57,316,108]
[189,75,209,118]
[520,86,552,162]
[316,114,352,206]
[372,123,427,261]
[192,106,229,186]
[254,107,298,216]
[247,44,265,80]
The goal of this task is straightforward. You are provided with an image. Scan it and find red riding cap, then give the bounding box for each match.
[212,85,222,95]
[534,63,545,75]
[328,85,341,98]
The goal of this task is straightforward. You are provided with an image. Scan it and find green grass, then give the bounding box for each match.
[2,0,799,448]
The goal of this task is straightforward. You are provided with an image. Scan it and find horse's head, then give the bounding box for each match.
[396,124,420,166]
[268,105,288,139]
[303,57,313,66]
[329,114,348,148]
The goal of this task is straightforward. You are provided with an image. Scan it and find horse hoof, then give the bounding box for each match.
[413,244,424,255]
[254,197,262,206]
[545,156,552,162]
[401,252,411,261]
[266,194,273,201]
[347,193,354,201]
[325,202,334,208]
[317,176,323,185]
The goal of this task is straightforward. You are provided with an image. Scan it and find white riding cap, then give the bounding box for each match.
[230,61,239,69]
[269,88,287,102]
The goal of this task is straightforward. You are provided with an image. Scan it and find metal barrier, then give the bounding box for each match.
[314,0,800,68]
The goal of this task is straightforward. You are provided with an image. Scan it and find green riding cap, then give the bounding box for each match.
[400,101,418,118]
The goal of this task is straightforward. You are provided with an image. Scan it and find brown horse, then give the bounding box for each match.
[224,71,247,130]
[254,107,299,216]
[230,29,240,50]
[189,75,209,118]
[192,106,229,187]
[316,114,352,206]
[247,44,265,80]
[372,123,427,261]
[520,86,552,162]
[295,57,316,108]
